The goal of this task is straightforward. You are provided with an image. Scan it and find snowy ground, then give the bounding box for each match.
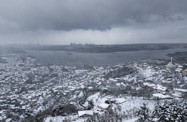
[44,93,156,122]
[0,54,186,121]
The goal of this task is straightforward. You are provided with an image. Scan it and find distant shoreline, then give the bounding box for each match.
[1,43,187,54]
[28,43,187,53]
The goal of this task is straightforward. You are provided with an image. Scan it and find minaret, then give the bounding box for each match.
[166,57,175,69]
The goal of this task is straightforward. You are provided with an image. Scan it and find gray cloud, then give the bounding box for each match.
[0,0,187,44]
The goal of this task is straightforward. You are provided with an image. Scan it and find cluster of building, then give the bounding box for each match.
[139,58,187,99]
[0,54,109,121]
[0,54,186,121]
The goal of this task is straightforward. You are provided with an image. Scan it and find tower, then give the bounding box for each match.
[166,57,175,69]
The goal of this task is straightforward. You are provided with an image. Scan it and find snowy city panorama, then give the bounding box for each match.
[0,0,187,122]
[0,44,187,122]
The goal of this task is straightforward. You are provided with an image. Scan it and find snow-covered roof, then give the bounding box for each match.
[98,103,109,109]
[143,82,156,88]
[115,98,126,103]
[78,110,94,117]
[172,93,182,98]
[124,117,139,122]
[183,69,187,72]
[156,85,167,92]
[174,88,187,92]
[75,70,87,74]
[177,65,183,68]
[153,93,172,99]
[161,80,171,83]
[175,68,182,72]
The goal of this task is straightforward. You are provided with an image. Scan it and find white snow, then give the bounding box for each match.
[5,118,12,122]
[153,93,172,99]
[175,68,182,72]
[143,82,156,88]
[172,93,182,98]
[98,103,109,109]
[21,106,26,109]
[139,67,155,78]
[115,98,126,103]
[156,85,167,92]
[78,110,94,117]
[86,93,156,118]
[174,88,187,92]
[44,115,79,122]
[75,70,87,74]
[123,117,139,122]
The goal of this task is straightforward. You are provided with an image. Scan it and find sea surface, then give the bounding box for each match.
[26,48,187,66]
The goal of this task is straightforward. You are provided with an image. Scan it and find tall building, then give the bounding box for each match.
[166,57,176,69]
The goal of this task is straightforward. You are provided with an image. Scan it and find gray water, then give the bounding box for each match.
[27,48,187,66]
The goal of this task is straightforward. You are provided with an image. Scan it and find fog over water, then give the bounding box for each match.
[27,47,187,66]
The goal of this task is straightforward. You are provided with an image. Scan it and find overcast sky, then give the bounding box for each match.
[0,0,187,45]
